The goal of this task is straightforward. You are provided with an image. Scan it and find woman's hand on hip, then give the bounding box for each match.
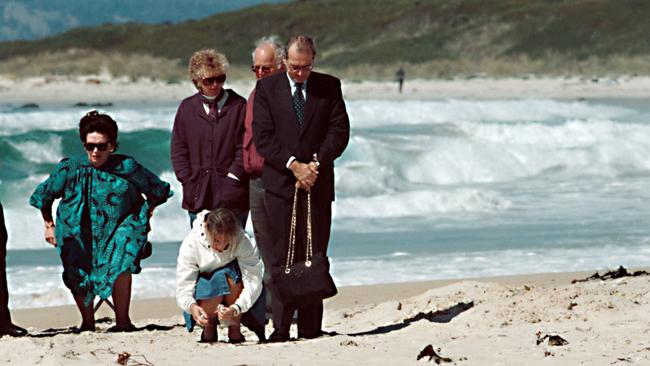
[44,225,57,247]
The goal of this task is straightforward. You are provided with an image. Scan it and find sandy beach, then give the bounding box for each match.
[2,75,650,364]
[2,75,650,105]
[1,269,648,365]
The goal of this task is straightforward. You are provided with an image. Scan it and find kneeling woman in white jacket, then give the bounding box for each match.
[176,208,263,343]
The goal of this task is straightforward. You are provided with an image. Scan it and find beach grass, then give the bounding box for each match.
[3,1,650,80]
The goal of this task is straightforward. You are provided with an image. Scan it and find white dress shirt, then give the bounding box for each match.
[285,73,308,169]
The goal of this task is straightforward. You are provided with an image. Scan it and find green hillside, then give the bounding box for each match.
[2,0,650,79]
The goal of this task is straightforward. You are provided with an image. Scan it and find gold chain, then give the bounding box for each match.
[285,187,312,274]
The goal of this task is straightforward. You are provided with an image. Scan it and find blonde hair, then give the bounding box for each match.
[188,49,230,87]
[204,208,239,243]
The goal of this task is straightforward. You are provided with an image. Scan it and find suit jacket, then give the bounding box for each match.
[171,90,248,211]
[252,71,350,201]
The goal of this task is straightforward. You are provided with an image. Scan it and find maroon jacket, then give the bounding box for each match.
[171,90,248,211]
[243,89,265,178]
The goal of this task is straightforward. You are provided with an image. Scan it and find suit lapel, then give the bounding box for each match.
[299,74,318,138]
[276,76,300,133]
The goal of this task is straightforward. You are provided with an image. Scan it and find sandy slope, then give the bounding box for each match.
[2,75,650,107]
[2,271,649,365]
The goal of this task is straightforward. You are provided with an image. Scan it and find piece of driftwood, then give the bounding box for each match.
[417,344,453,363]
[572,266,649,283]
[536,332,569,346]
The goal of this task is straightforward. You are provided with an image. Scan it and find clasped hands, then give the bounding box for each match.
[290,160,319,192]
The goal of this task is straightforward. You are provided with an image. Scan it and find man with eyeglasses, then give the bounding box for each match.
[243,36,286,329]
[253,35,350,342]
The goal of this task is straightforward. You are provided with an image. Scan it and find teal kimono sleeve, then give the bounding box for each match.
[29,158,71,211]
[128,160,173,206]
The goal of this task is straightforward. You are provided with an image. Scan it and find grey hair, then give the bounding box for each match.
[251,35,286,68]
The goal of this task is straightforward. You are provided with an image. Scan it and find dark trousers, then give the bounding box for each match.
[265,189,332,337]
[249,177,275,324]
[0,202,11,324]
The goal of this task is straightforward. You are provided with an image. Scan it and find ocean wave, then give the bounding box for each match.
[330,243,650,287]
[334,188,510,219]
[0,106,177,136]
[7,134,64,164]
[347,99,632,128]
[340,118,650,189]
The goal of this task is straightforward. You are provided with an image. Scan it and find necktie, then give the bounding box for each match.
[293,83,305,126]
[207,100,217,119]
[202,97,217,119]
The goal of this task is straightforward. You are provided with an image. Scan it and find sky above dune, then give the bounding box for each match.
[0,0,289,41]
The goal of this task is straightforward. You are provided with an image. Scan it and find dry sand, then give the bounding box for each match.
[2,74,650,105]
[2,269,649,365]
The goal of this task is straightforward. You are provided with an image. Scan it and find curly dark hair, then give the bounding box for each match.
[78,110,119,150]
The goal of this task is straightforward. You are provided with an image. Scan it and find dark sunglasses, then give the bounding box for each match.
[202,75,226,86]
[84,142,110,152]
[251,65,273,73]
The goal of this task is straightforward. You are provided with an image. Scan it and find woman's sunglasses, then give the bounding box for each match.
[84,142,110,152]
[202,74,226,86]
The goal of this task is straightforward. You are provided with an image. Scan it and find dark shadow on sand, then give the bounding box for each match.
[348,301,474,337]
[27,322,184,338]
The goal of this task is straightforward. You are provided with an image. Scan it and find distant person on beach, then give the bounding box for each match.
[171,49,248,228]
[396,67,405,93]
[253,35,350,342]
[176,208,264,343]
[30,111,172,332]
[0,201,27,338]
[243,35,285,326]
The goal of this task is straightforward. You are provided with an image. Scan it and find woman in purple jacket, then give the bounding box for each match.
[171,49,248,227]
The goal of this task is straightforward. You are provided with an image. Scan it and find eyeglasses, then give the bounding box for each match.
[287,64,313,73]
[251,65,273,73]
[202,74,226,86]
[84,142,109,152]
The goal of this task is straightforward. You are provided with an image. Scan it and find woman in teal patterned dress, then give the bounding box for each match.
[30,111,172,332]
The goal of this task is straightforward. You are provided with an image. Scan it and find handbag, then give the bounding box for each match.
[272,187,337,307]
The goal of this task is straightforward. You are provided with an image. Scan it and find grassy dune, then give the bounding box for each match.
[2,0,650,80]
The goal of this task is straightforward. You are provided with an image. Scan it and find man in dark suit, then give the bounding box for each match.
[0,201,27,337]
[253,35,350,342]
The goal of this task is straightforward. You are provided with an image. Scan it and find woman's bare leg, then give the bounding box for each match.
[197,296,223,340]
[112,272,133,328]
[73,295,95,331]
[223,277,244,340]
